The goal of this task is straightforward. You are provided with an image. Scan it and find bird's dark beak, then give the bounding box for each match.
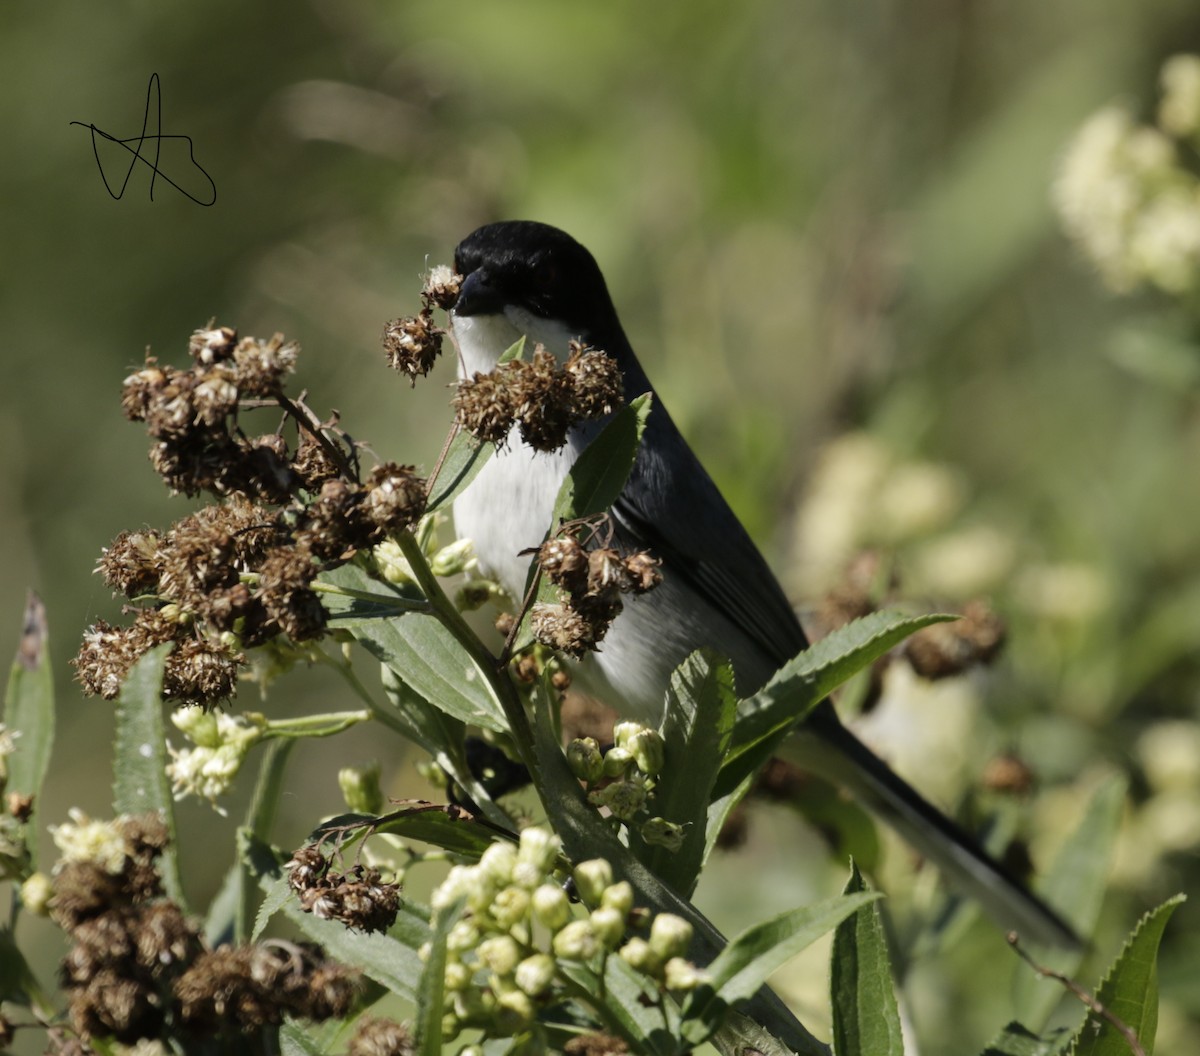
[453,270,506,318]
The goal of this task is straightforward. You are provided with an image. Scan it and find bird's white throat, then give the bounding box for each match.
[451,308,579,376]
[449,308,587,606]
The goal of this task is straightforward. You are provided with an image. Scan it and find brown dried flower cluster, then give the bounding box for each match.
[122,327,304,499]
[77,325,429,706]
[903,599,1007,679]
[454,341,625,451]
[50,812,361,1047]
[382,265,462,381]
[285,843,402,934]
[530,526,662,657]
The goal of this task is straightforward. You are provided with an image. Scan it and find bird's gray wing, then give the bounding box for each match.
[608,407,808,678]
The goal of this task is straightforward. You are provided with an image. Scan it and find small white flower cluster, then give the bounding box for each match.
[1054,54,1200,297]
[165,708,266,814]
[423,827,708,1045]
[49,807,129,874]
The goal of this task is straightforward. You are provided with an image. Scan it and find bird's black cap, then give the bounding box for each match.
[453,220,621,336]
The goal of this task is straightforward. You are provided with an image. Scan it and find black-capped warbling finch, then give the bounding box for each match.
[448,219,1076,947]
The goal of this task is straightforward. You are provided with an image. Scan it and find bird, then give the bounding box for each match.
[448,218,1077,947]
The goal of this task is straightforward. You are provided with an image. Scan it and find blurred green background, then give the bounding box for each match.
[4,1,1200,1052]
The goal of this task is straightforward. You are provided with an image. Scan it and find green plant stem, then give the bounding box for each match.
[394,530,540,774]
[263,709,371,739]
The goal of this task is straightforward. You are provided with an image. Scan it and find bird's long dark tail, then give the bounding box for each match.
[793,710,1079,948]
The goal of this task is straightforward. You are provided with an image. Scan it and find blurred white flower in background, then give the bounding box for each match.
[1054,54,1200,298]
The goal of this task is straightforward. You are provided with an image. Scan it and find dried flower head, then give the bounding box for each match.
[565,342,624,418]
[453,370,517,445]
[904,600,1006,680]
[364,462,427,533]
[537,536,589,594]
[232,333,298,396]
[422,264,462,311]
[97,530,163,598]
[383,312,442,382]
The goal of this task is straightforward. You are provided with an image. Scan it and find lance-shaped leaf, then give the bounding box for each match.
[324,561,507,732]
[716,610,956,799]
[1013,775,1127,1028]
[4,593,55,852]
[1069,894,1185,1056]
[680,892,880,1046]
[625,650,737,897]
[830,862,903,1056]
[113,644,184,906]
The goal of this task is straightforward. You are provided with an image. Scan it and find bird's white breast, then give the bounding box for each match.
[450,310,583,600]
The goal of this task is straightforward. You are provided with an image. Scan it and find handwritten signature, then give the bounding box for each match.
[71,73,216,206]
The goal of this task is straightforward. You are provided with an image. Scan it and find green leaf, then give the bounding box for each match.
[243,833,431,999]
[716,610,956,799]
[980,1022,1072,1056]
[1069,894,1185,1056]
[415,899,462,1056]
[3,592,55,852]
[426,431,492,513]
[558,956,678,1056]
[112,643,184,906]
[551,392,652,526]
[206,740,297,946]
[625,650,737,897]
[311,801,517,861]
[0,924,47,1009]
[1013,775,1127,1028]
[374,664,513,829]
[325,561,507,732]
[830,862,903,1056]
[279,1020,331,1056]
[681,892,881,1045]
[527,678,830,1056]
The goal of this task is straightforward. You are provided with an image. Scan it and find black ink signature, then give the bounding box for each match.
[71,73,216,205]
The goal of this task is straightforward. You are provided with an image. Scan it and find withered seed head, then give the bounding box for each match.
[364,463,427,533]
[189,326,238,364]
[565,342,624,419]
[537,536,589,593]
[383,312,442,382]
[452,370,517,445]
[97,529,163,598]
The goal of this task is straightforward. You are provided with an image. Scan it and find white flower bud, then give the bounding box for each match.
[664,957,711,991]
[618,936,661,976]
[490,885,531,929]
[552,919,600,961]
[572,858,613,908]
[649,914,693,961]
[478,935,522,977]
[600,880,634,916]
[590,906,626,949]
[479,841,518,886]
[531,883,571,931]
[514,953,556,997]
[517,826,561,873]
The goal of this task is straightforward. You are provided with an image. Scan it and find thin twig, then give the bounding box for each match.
[1007,933,1146,1056]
